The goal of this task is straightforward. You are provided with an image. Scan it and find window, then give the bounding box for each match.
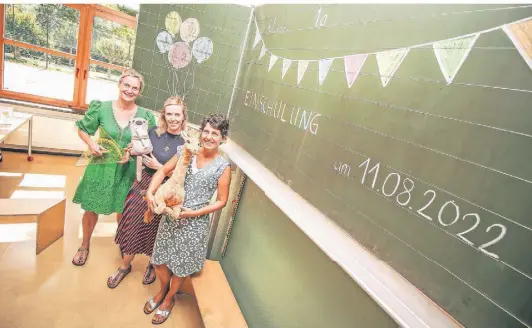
[0,4,137,110]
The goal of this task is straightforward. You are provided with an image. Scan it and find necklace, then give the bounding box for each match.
[163,132,180,152]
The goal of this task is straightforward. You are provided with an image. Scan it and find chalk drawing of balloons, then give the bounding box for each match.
[192,37,213,64]
[168,42,192,69]
[156,31,173,53]
[180,18,200,43]
[165,11,182,37]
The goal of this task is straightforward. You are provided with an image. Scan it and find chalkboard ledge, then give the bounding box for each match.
[221,139,462,328]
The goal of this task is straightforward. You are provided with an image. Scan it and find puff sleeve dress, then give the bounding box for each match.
[72,100,156,215]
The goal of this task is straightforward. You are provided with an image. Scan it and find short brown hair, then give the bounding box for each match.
[200,113,229,137]
[156,96,189,136]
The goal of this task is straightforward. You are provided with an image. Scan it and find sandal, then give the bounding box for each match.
[152,302,174,325]
[142,264,156,285]
[107,266,132,289]
[72,247,89,266]
[144,296,163,315]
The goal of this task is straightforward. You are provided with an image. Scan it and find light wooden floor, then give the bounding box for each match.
[0,151,204,328]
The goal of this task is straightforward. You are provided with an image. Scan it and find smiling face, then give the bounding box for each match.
[164,104,185,134]
[201,123,225,151]
[118,76,141,103]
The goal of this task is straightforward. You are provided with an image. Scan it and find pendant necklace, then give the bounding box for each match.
[163,132,180,152]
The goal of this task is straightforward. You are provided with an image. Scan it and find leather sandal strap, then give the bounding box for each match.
[146,298,159,311]
[118,266,131,274]
[109,267,131,285]
[143,265,154,281]
[155,309,170,317]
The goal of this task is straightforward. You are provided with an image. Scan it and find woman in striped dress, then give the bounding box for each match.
[107,96,188,288]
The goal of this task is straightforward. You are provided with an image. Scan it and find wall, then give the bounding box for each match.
[132,4,251,123]
[221,180,397,328]
[227,4,532,327]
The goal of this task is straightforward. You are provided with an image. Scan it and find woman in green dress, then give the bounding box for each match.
[72,69,156,266]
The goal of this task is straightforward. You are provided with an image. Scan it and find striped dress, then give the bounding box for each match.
[114,127,184,256]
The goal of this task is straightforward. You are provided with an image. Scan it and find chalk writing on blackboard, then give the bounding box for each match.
[332,156,509,260]
[334,161,351,177]
[267,17,290,34]
[243,90,320,135]
[314,7,328,28]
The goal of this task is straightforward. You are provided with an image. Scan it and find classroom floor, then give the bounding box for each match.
[0,151,204,328]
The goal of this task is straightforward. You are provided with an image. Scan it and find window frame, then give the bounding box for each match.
[0,4,137,110]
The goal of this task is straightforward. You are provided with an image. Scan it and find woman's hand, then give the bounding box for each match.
[145,192,156,213]
[89,142,106,157]
[118,152,130,164]
[178,206,197,219]
[142,154,162,170]
[117,147,131,164]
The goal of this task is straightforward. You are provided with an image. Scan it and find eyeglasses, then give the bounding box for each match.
[122,82,140,93]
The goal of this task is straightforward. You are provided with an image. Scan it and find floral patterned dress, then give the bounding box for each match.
[72,100,156,215]
[151,146,230,276]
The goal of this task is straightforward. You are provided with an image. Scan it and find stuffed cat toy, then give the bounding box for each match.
[144,129,201,223]
[129,117,153,182]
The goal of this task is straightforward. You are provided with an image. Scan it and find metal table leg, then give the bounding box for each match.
[27,117,34,161]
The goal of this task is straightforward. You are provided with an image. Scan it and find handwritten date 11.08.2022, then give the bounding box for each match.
[332,157,507,260]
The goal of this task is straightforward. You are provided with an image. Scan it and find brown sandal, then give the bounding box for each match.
[107,266,132,289]
[142,264,156,285]
[72,247,89,266]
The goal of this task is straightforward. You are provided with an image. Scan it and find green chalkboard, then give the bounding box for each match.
[132,4,250,123]
[229,4,532,328]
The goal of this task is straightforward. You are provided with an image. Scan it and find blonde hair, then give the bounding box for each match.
[119,68,144,93]
[156,96,188,136]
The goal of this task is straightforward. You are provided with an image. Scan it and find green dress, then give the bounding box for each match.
[72,100,156,215]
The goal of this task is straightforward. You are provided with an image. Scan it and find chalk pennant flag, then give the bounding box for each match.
[376,48,409,87]
[319,58,334,85]
[282,59,292,79]
[259,44,267,60]
[344,54,368,88]
[503,19,532,71]
[434,33,479,84]
[297,60,310,85]
[253,26,261,48]
[269,54,279,71]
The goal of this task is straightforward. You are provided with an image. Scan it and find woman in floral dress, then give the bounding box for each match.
[143,113,231,325]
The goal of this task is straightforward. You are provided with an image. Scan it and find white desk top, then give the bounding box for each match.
[0,111,33,143]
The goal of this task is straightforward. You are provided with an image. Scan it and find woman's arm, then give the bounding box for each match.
[180,166,231,218]
[78,129,104,156]
[78,129,93,146]
[145,154,179,212]
[147,154,179,195]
